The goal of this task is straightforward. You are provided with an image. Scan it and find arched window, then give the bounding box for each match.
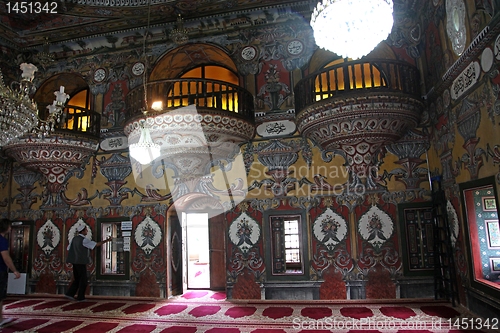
[62,88,92,132]
[164,65,240,112]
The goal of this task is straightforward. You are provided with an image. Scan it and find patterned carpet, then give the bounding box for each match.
[1,291,492,333]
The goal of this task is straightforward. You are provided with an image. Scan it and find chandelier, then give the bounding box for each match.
[310,0,394,59]
[128,111,161,165]
[128,0,161,165]
[34,38,55,70]
[170,14,189,45]
[0,63,69,147]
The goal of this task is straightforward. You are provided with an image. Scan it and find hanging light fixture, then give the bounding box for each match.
[129,111,161,165]
[128,0,161,165]
[0,64,38,147]
[169,14,189,45]
[34,37,55,70]
[310,0,394,59]
[0,63,68,147]
[40,85,70,136]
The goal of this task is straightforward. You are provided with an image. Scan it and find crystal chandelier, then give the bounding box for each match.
[128,111,161,165]
[310,0,394,59]
[170,14,189,45]
[0,63,69,147]
[0,64,38,146]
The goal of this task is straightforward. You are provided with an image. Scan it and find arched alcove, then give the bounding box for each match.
[150,43,238,81]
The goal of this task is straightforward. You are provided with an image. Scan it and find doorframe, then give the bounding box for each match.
[167,205,227,296]
[184,212,210,290]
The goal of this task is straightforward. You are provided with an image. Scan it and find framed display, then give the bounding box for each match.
[483,197,497,211]
[96,217,130,280]
[491,258,500,272]
[486,220,500,248]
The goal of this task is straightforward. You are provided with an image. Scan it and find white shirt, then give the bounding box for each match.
[67,234,97,250]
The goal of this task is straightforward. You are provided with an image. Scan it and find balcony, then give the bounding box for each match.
[124,78,256,210]
[3,105,101,208]
[124,78,256,161]
[295,59,424,189]
[54,104,101,138]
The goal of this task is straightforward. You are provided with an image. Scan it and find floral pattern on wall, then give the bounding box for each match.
[37,219,60,256]
[313,207,347,251]
[447,200,459,247]
[134,216,162,255]
[229,212,260,254]
[358,206,394,251]
[68,218,93,245]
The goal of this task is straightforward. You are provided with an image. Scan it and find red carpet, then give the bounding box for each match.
[379,306,417,319]
[1,291,492,332]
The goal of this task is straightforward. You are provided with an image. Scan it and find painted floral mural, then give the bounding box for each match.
[134,216,162,255]
[67,218,92,245]
[313,208,347,251]
[358,206,394,251]
[37,219,60,256]
[229,212,260,254]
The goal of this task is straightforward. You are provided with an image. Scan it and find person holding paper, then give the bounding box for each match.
[0,218,20,327]
[65,223,111,301]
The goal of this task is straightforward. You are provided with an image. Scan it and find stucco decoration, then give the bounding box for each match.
[229,212,260,254]
[134,216,162,255]
[256,120,296,138]
[313,207,348,251]
[68,219,92,246]
[446,200,460,247]
[3,135,99,209]
[358,206,394,251]
[37,219,61,256]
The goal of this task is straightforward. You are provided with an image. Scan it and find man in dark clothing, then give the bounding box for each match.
[0,219,20,327]
[65,223,111,301]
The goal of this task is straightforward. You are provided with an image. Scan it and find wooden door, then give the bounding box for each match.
[9,221,33,275]
[209,213,226,290]
[169,215,183,296]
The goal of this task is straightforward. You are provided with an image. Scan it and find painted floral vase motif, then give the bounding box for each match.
[358,206,394,251]
[37,219,61,256]
[229,212,260,254]
[134,216,162,255]
[313,207,348,251]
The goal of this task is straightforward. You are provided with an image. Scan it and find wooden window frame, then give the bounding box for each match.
[264,210,309,281]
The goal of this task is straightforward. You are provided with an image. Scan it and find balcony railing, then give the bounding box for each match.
[126,78,255,123]
[294,59,422,112]
[53,105,101,138]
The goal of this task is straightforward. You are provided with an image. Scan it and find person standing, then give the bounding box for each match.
[65,224,111,301]
[0,218,21,327]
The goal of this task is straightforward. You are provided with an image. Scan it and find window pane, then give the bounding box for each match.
[269,214,304,276]
[285,234,299,248]
[286,249,300,263]
[284,220,298,233]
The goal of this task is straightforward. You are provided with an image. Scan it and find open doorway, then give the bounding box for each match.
[168,208,226,297]
[184,212,210,289]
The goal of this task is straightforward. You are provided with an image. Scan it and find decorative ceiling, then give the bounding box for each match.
[0,0,315,50]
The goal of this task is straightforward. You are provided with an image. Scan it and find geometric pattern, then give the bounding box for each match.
[3,291,484,333]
